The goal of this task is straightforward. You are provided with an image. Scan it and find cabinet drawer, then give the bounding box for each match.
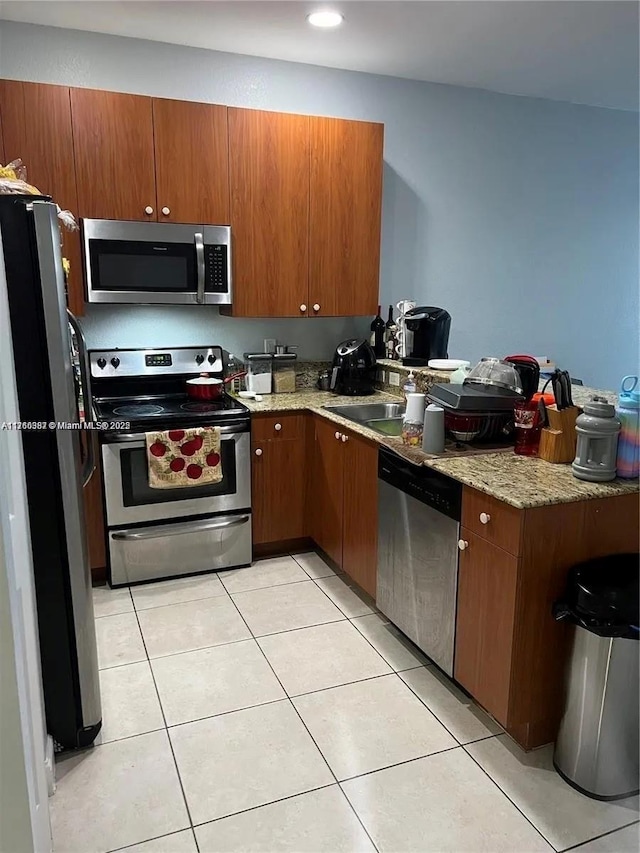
[252,413,305,441]
[462,488,523,556]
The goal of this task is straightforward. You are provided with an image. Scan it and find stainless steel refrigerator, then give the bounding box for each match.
[0,194,101,750]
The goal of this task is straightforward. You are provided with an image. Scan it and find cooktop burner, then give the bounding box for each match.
[180,401,222,413]
[112,403,165,417]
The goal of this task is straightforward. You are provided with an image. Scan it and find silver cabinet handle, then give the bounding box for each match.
[144,206,154,215]
[300,304,307,313]
[458,539,469,551]
[195,231,205,304]
[479,512,491,525]
[113,515,250,541]
[313,303,320,312]
[161,206,170,216]
[341,434,349,442]
[335,431,341,440]
[255,448,263,456]
[274,423,282,431]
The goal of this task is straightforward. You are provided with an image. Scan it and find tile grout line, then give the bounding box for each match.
[107,826,197,853]
[337,743,463,785]
[461,739,562,851]
[309,573,378,620]
[224,585,382,853]
[397,667,502,749]
[558,819,640,852]
[129,600,199,847]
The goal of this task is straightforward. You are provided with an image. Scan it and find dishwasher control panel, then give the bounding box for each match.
[378,448,462,521]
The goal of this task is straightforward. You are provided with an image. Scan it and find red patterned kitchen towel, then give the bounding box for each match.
[146,427,222,489]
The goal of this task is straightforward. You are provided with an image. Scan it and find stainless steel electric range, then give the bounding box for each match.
[89,346,251,587]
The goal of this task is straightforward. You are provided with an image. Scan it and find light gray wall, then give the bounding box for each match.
[1,21,637,386]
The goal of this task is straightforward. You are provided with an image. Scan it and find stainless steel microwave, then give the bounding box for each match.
[82,219,232,305]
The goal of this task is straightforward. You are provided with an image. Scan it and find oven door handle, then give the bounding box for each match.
[112,515,250,541]
[195,231,205,304]
[104,424,248,443]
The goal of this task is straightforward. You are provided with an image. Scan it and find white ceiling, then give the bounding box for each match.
[1,1,638,110]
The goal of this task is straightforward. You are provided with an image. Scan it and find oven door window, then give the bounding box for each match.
[120,439,237,506]
[89,239,196,294]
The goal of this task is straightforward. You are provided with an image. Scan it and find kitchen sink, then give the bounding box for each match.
[323,402,405,436]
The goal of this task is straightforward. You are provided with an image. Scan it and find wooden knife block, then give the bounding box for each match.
[538,405,580,464]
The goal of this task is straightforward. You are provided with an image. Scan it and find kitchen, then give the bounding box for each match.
[0,3,639,853]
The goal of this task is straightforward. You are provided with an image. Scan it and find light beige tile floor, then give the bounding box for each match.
[50,552,639,853]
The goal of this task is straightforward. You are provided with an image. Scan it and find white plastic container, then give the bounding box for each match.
[244,353,273,395]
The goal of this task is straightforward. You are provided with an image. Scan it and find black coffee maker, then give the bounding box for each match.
[330,339,377,396]
[403,306,451,366]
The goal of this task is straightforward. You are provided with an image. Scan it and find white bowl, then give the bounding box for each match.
[428,359,470,371]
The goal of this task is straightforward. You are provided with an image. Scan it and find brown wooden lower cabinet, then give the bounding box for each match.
[310,415,345,566]
[252,416,308,546]
[83,454,106,583]
[455,488,640,748]
[341,431,378,598]
[454,529,518,725]
[251,413,379,597]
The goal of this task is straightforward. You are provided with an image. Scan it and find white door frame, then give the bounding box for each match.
[0,231,52,853]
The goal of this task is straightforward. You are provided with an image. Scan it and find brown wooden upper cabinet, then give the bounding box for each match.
[309,117,383,317]
[225,108,384,318]
[227,108,310,317]
[152,98,229,224]
[0,80,85,316]
[71,89,156,221]
[70,89,229,224]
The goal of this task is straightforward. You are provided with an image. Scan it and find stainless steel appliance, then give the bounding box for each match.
[83,219,232,305]
[376,448,462,675]
[553,554,639,800]
[0,195,101,750]
[402,306,451,367]
[90,346,251,586]
[330,339,377,396]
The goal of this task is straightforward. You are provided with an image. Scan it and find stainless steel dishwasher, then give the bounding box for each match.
[376,448,462,676]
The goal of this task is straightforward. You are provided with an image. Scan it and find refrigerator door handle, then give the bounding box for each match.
[67,309,95,487]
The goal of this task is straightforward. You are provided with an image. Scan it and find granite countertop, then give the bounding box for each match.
[242,390,638,510]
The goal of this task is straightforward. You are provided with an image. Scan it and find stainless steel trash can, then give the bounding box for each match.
[553,554,639,801]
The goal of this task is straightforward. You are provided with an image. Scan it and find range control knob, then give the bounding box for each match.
[97,357,106,370]
[110,357,120,369]
[195,354,205,365]
[208,354,215,364]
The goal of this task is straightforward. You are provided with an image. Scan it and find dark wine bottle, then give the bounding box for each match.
[385,305,394,331]
[370,304,386,357]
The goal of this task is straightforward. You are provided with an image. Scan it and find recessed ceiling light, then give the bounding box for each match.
[307,10,343,28]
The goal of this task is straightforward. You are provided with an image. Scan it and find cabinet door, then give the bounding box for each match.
[153,98,229,225]
[309,117,383,317]
[71,88,156,221]
[252,436,307,545]
[1,81,85,316]
[311,416,345,566]
[454,528,518,726]
[83,450,107,582]
[342,432,378,597]
[228,108,309,317]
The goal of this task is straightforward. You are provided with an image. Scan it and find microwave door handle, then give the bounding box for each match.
[67,309,95,486]
[195,232,205,304]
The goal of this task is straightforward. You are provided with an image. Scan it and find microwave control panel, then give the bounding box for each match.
[204,244,229,293]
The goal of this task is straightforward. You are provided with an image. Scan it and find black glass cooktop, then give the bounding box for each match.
[93,392,249,429]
